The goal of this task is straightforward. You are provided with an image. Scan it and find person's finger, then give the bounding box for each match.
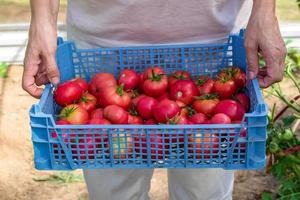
[43,52,60,85]
[22,60,44,98]
[245,40,259,80]
[35,74,49,86]
[258,46,286,88]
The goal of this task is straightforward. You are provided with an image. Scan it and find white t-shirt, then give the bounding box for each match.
[67,0,252,48]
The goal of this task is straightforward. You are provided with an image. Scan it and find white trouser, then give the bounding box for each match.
[83,169,234,200]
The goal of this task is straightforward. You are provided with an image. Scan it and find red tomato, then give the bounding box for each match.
[136,96,158,120]
[73,137,97,160]
[90,108,104,119]
[156,93,169,102]
[103,105,129,124]
[127,89,140,99]
[99,85,131,109]
[128,115,143,124]
[153,99,180,123]
[59,104,89,124]
[142,66,168,97]
[213,100,245,121]
[169,80,199,105]
[188,133,219,159]
[167,115,191,125]
[56,120,70,125]
[210,113,231,124]
[180,107,189,118]
[138,73,145,93]
[213,78,237,99]
[134,133,165,159]
[235,93,250,112]
[165,115,190,144]
[52,120,71,138]
[88,118,111,124]
[54,81,83,106]
[168,70,192,87]
[144,119,156,125]
[192,94,220,117]
[88,73,117,96]
[131,94,147,108]
[118,69,139,91]
[110,133,133,159]
[195,75,215,95]
[71,77,88,92]
[78,93,97,113]
[189,113,208,124]
[218,67,246,89]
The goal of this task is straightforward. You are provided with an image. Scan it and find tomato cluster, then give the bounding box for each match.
[53,66,249,160]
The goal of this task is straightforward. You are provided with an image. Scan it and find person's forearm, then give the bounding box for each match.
[251,0,276,18]
[30,0,59,30]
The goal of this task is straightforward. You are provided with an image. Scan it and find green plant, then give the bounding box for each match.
[262,48,300,199]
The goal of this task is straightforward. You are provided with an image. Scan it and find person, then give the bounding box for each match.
[22,0,286,199]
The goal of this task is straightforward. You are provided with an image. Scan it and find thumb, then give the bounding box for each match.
[45,54,60,85]
[245,43,259,80]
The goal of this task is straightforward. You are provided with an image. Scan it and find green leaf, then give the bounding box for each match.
[282,115,297,128]
[261,192,273,200]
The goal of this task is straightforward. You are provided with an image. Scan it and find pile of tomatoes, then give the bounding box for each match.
[53,66,249,160]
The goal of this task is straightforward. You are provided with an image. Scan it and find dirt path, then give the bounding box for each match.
[0,66,278,200]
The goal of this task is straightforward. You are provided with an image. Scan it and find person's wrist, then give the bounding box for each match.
[252,0,276,17]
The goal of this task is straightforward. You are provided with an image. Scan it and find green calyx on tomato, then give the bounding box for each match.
[116,84,126,96]
[148,69,165,81]
[196,77,209,86]
[59,105,78,118]
[194,93,219,100]
[172,72,188,80]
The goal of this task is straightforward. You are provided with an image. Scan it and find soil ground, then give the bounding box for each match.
[0,66,289,200]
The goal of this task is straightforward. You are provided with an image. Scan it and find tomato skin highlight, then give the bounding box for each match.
[169,80,199,105]
[54,81,84,106]
[153,99,180,123]
[103,105,129,124]
[136,96,158,120]
[118,69,140,91]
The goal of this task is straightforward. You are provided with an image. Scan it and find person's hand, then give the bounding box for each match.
[22,21,59,98]
[245,0,286,88]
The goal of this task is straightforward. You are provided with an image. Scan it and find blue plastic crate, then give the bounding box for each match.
[29,30,268,170]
